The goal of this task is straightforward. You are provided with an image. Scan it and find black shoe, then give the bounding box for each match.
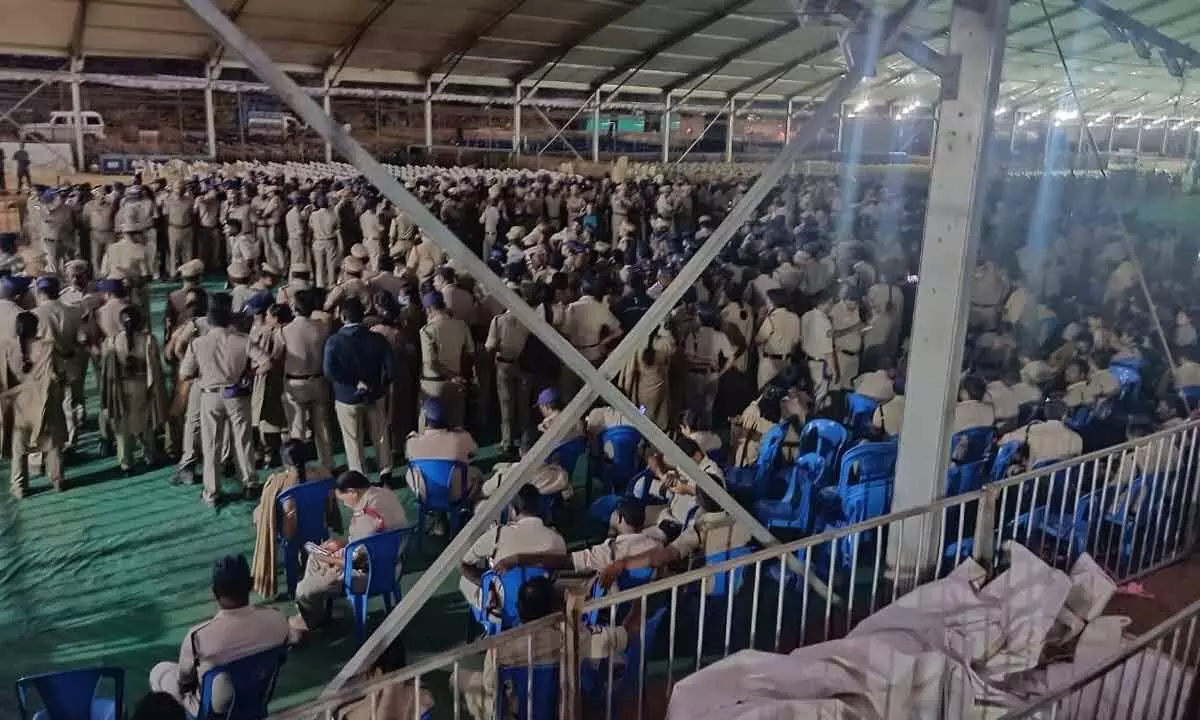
[378,471,394,488]
[98,439,115,457]
[121,466,136,478]
[170,467,194,486]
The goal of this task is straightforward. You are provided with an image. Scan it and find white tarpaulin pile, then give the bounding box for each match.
[666,543,1191,720]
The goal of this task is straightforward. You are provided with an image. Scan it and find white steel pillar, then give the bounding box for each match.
[322,87,333,163]
[591,90,601,163]
[1162,125,1170,155]
[1136,119,1145,155]
[69,58,85,173]
[724,97,735,162]
[785,98,794,143]
[513,85,522,155]
[895,0,1010,529]
[1009,111,1019,153]
[661,92,672,164]
[204,78,217,160]
[424,79,434,151]
[836,106,846,152]
[1107,115,1116,153]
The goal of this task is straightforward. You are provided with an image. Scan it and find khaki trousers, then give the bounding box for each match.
[335,399,393,476]
[312,239,338,288]
[494,361,530,450]
[166,226,193,278]
[283,378,334,469]
[200,392,256,500]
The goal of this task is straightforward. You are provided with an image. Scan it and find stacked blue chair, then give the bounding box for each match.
[753,454,826,532]
[408,458,472,552]
[580,607,669,717]
[1182,385,1200,412]
[1109,362,1142,404]
[845,393,879,438]
[196,645,287,720]
[593,426,643,498]
[800,419,851,486]
[496,664,559,720]
[15,667,124,720]
[726,420,796,499]
[544,436,586,522]
[946,426,995,497]
[476,566,551,636]
[990,441,1025,483]
[806,441,897,581]
[275,478,336,599]
[343,527,412,644]
[583,568,656,625]
[1101,473,1162,572]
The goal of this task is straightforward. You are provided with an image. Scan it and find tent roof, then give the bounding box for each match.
[1,0,1197,115]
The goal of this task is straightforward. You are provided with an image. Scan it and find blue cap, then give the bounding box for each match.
[4,276,31,294]
[566,240,587,254]
[421,291,441,309]
[537,387,559,406]
[243,291,273,315]
[97,278,122,293]
[423,397,445,425]
[40,189,57,203]
[34,276,58,291]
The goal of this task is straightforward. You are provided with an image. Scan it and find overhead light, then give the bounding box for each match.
[995,105,1008,116]
[1054,109,1079,121]
[1090,112,1112,125]
[855,99,870,112]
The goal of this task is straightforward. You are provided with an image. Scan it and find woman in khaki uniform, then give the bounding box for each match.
[248,295,288,468]
[617,324,676,428]
[4,312,68,496]
[100,305,168,474]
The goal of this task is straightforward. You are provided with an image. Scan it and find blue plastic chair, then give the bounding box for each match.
[495,664,559,720]
[343,527,411,644]
[835,440,897,495]
[1109,363,1142,401]
[726,421,796,499]
[580,607,668,715]
[754,454,825,532]
[947,427,995,497]
[1101,473,1162,571]
[275,478,336,599]
[845,393,879,437]
[548,436,587,476]
[594,426,644,497]
[582,568,656,625]
[408,458,472,552]
[990,440,1024,483]
[800,419,850,485]
[476,566,551,636]
[195,644,287,720]
[15,667,123,720]
[704,545,753,597]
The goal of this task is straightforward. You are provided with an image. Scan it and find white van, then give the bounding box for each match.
[246,113,303,138]
[21,111,106,141]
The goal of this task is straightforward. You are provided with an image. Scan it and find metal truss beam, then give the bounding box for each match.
[587,0,770,92]
[1074,0,1200,68]
[510,0,650,88]
[202,0,250,71]
[1012,0,1172,54]
[322,0,399,87]
[426,0,528,98]
[665,21,802,100]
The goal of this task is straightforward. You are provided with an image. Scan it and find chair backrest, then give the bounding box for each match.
[342,527,411,598]
[1109,364,1141,391]
[704,545,752,597]
[837,441,898,491]
[845,393,879,436]
[779,453,824,506]
[950,426,995,465]
[1183,385,1200,411]
[990,440,1024,482]
[842,478,893,525]
[275,478,335,545]
[481,566,551,632]
[599,426,644,489]
[801,419,850,468]
[408,458,470,509]
[496,664,559,720]
[584,569,656,624]
[548,436,586,476]
[15,667,124,720]
[197,645,287,720]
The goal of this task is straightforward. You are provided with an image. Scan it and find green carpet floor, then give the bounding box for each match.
[0,279,599,715]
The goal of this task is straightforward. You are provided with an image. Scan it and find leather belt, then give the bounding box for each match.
[422,375,448,382]
[840,349,860,356]
[286,373,320,380]
[495,357,517,364]
[762,353,786,360]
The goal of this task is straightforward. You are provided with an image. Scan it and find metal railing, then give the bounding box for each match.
[274,420,1200,719]
[1000,597,1200,719]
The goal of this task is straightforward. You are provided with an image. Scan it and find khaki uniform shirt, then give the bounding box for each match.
[954,400,996,432]
[563,296,619,363]
[406,241,445,280]
[854,370,895,402]
[756,308,801,357]
[179,326,265,389]
[669,511,752,561]
[684,327,733,373]
[281,316,329,376]
[571,533,662,573]
[419,315,474,379]
[799,308,833,359]
[986,381,1019,422]
[101,238,150,279]
[1000,420,1083,466]
[347,486,411,542]
[1175,361,1200,388]
[309,208,338,242]
[829,302,863,354]
[462,516,566,567]
[96,298,130,339]
[873,395,905,436]
[166,195,194,227]
[176,606,290,712]
[485,312,529,362]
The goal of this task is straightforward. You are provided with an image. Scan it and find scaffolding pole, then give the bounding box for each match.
[591,89,600,163]
[785,98,794,143]
[204,78,217,160]
[512,84,522,155]
[1136,119,1144,155]
[894,0,1010,547]
[323,87,333,162]
[1107,115,1116,153]
[661,92,672,164]
[178,0,927,695]
[70,58,85,173]
[423,79,433,151]
[724,96,735,162]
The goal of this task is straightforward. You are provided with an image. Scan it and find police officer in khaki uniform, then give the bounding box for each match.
[280,288,334,470]
[999,400,1083,466]
[261,186,286,271]
[829,289,866,390]
[485,288,531,458]
[164,182,195,278]
[116,185,157,278]
[284,193,309,270]
[149,556,290,715]
[969,259,1007,331]
[290,471,410,638]
[682,307,734,427]
[82,188,115,271]
[100,232,151,302]
[165,259,205,340]
[308,195,339,288]
[406,233,445,282]
[561,277,621,400]
[755,289,801,390]
[194,186,223,270]
[178,295,268,506]
[800,294,835,406]
[419,291,475,430]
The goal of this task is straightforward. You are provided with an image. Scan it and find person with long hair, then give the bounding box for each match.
[616,322,676,428]
[100,305,168,474]
[3,311,68,497]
